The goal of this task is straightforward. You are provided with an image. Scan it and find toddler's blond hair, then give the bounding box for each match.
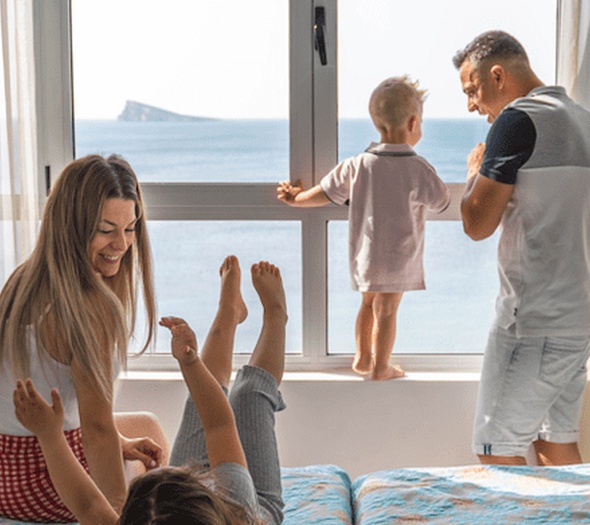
[369,76,426,132]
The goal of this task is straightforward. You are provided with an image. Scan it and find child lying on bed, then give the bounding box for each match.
[13,256,288,525]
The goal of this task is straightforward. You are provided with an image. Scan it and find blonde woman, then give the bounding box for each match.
[0,154,166,523]
[13,257,288,525]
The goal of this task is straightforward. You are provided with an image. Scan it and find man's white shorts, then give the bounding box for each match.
[472,323,590,457]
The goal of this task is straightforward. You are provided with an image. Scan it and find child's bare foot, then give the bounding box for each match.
[370,364,406,381]
[352,352,373,376]
[249,261,287,384]
[251,261,288,324]
[219,255,248,325]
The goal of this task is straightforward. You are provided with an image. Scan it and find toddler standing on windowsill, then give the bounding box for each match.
[277,76,450,380]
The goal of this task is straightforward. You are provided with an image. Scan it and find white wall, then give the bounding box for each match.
[115,372,474,479]
[114,372,590,480]
[273,374,480,478]
[121,368,590,477]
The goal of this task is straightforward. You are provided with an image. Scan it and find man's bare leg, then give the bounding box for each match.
[248,261,288,385]
[371,292,405,381]
[533,440,583,466]
[200,255,248,388]
[354,293,375,375]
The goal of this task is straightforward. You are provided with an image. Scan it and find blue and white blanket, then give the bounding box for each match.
[352,464,590,524]
[3,463,590,524]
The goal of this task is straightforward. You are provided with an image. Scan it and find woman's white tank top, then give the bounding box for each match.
[0,327,80,435]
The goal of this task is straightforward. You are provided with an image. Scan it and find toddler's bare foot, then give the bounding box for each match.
[251,261,288,324]
[219,255,248,325]
[352,352,373,376]
[371,364,406,381]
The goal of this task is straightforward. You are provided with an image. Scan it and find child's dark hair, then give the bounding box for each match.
[117,466,260,525]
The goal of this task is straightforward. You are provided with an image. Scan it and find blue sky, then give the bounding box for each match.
[72,0,556,120]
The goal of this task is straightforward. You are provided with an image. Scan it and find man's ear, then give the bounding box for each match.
[490,64,506,89]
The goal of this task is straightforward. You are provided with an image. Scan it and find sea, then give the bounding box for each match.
[75,118,499,356]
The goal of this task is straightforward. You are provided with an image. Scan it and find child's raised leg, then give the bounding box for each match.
[200,255,248,388]
[371,291,405,381]
[248,261,288,384]
[169,255,247,467]
[354,292,376,375]
[229,261,288,524]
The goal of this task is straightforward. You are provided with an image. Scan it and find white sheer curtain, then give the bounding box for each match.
[0,0,39,285]
[557,0,590,108]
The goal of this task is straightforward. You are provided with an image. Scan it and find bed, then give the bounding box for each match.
[282,463,590,524]
[3,463,590,524]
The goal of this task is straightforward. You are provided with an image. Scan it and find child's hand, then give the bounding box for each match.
[120,434,162,470]
[13,378,64,439]
[159,316,199,365]
[277,180,304,204]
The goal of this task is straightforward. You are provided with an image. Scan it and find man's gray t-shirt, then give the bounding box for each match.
[480,86,590,336]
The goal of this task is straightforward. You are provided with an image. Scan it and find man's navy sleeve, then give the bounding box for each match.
[480,108,536,184]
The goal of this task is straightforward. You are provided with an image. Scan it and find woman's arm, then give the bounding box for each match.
[72,357,127,513]
[13,379,119,525]
[159,317,247,468]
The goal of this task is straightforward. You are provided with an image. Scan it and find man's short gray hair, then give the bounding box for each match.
[452,30,529,70]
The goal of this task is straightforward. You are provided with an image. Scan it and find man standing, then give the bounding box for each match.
[454,30,590,466]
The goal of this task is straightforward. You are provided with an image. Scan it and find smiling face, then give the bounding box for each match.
[89,198,137,277]
[459,60,506,123]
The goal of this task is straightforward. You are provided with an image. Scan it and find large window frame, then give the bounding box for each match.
[32,0,557,373]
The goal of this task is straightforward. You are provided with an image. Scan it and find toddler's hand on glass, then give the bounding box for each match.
[277,180,303,203]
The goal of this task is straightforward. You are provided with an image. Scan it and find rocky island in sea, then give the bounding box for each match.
[118,100,215,122]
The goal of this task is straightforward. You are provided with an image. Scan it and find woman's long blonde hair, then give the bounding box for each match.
[0,154,156,401]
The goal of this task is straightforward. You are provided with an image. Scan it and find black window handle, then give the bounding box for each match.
[314,7,327,66]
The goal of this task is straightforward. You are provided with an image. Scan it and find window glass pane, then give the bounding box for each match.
[337,0,557,181]
[328,221,499,354]
[330,0,555,356]
[133,221,302,355]
[71,0,288,183]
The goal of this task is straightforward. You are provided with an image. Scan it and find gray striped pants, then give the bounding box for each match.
[170,365,286,524]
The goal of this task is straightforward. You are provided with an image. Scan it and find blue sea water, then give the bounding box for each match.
[75,119,498,356]
[75,118,491,184]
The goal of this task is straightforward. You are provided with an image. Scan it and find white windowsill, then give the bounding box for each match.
[118,369,481,383]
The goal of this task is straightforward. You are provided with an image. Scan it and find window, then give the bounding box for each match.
[71,0,289,184]
[327,0,556,357]
[145,220,302,356]
[35,0,557,371]
[328,221,499,355]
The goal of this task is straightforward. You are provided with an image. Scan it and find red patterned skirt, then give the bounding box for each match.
[0,428,88,523]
